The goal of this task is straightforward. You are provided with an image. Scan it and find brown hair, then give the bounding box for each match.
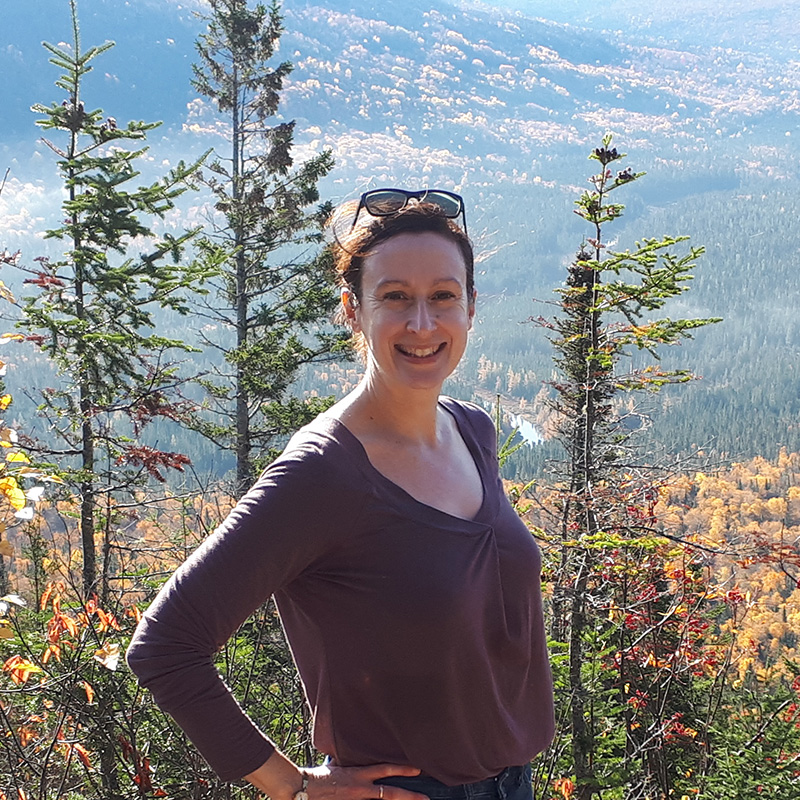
[330,201,474,307]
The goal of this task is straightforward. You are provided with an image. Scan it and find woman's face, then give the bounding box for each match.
[344,231,476,394]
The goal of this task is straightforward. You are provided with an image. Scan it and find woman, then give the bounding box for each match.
[127,189,555,800]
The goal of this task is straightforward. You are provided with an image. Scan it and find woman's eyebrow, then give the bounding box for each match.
[374,277,463,289]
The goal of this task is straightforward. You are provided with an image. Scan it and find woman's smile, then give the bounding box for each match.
[395,342,446,359]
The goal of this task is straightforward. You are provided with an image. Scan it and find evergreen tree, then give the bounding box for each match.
[539,136,721,799]
[191,0,339,494]
[19,0,209,600]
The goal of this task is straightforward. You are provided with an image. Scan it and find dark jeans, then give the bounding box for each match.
[375,764,533,800]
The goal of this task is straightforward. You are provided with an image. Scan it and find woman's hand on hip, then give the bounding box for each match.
[244,751,428,800]
[305,763,429,800]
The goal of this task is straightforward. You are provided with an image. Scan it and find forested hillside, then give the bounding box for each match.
[3,0,799,468]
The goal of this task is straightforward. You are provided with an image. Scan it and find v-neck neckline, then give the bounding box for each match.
[322,399,492,526]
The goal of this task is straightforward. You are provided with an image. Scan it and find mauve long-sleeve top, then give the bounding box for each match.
[126,398,555,785]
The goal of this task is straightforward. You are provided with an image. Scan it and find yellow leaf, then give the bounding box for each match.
[0,281,16,303]
[0,396,11,412]
[0,627,13,639]
[0,477,25,510]
[93,642,120,671]
[15,467,64,484]
[6,452,29,464]
[0,334,23,344]
[41,556,61,574]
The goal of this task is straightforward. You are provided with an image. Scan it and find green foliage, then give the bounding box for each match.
[536,137,724,799]
[189,0,342,493]
[524,138,800,800]
[701,676,800,799]
[17,0,210,598]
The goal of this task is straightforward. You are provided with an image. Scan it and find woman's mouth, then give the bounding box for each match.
[395,343,446,359]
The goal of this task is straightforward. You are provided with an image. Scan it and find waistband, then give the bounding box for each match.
[375,764,531,800]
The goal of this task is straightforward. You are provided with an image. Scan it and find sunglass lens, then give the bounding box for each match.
[364,191,408,215]
[422,191,461,218]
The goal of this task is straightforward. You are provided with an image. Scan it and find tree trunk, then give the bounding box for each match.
[232,71,251,497]
[79,381,96,597]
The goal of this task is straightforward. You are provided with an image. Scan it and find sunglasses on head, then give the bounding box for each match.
[350,188,468,236]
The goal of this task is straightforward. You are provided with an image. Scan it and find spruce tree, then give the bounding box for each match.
[19,0,209,599]
[540,136,721,799]
[191,0,339,494]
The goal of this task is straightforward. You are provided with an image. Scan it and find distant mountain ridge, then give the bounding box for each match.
[277,0,798,191]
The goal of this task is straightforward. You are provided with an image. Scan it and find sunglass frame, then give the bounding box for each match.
[350,188,468,236]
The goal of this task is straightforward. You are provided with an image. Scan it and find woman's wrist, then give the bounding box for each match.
[244,750,306,800]
[294,770,311,800]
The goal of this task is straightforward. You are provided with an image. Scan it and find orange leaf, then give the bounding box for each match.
[133,756,153,791]
[96,607,120,632]
[42,644,61,664]
[2,655,42,685]
[553,777,575,800]
[117,734,133,761]
[47,612,80,644]
[39,583,54,612]
[16,726,36,747]
[82,680,95,704]
[73,743,92,769]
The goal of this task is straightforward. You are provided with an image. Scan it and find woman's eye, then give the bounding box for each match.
[433,291,457,301]
[383,292,407,302]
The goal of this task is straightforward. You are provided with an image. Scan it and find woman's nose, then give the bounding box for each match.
[406,299,436,333]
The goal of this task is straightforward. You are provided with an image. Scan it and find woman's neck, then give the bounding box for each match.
[334,375,444,447]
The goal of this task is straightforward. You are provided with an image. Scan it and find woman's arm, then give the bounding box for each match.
[127,446,355,780]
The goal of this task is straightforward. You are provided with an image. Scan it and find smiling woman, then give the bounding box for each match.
[344,232,475,394]
[127,190,555,800]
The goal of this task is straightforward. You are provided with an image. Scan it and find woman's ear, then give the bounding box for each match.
[341,288,361,331]
[468,289,477,330]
